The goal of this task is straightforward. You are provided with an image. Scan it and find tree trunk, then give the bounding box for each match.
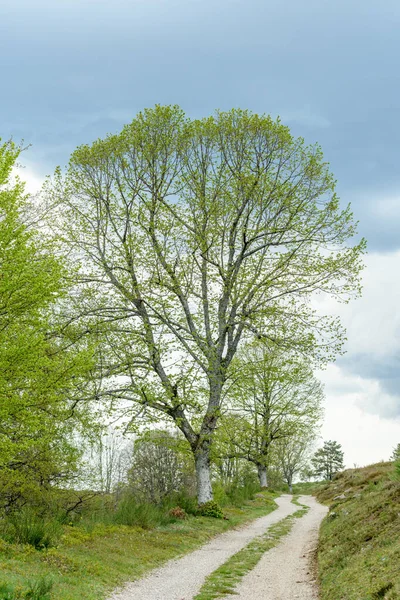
[257,464,268,488]
[195,448,213,505]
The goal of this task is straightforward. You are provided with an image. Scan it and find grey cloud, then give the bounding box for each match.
[1,0,400,250]
[338,353,400,417]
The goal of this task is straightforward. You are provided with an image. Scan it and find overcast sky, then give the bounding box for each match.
[2,0,399,466]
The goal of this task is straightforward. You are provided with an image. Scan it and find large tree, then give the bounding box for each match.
[216,344,324,487]
[0,140,93,509]
[49,105,365,503]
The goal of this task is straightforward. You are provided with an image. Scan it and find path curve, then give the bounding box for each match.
[107,495,297,600]
[231,495,328,600]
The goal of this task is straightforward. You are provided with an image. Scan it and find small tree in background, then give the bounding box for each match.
[392,444,400,479]
[127,431,196,504]
[273,433,315,492]
[217,344,324,488]
[311,440,345,481]
[390,443,400,462]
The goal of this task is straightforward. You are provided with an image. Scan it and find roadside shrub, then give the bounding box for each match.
[127,432,196,504]
[212,482,230,507]
[168,507,187,520]
[1,511,61,550]
[225,480,259,506]
[197,501,224,519]
[112,496,172,529]
[163,491,198,515]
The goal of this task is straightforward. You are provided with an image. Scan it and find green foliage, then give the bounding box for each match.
[197,501,224,519]
[312,440,344,481]
[215,344,323,488]
[0,578,52,600]
[49,104,365,503]
[112,496,174,529]
[0,510,62,550]
[390,443,400,462]
[0,140,95,509]
[165,491,199,515]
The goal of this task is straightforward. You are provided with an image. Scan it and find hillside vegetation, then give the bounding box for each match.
[316,462,400,600]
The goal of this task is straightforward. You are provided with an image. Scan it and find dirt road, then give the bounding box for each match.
[232,495,328,600]
[108,495,297,600]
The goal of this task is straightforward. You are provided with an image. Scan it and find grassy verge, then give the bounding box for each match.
[193,496,309,600]
[0,492,278,600]
[316,462,400,600]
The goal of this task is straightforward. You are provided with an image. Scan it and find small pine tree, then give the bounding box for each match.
[390,443,400,462]
[311,440,344,481]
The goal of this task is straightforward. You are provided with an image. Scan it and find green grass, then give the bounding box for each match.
[316,462,400,600]
[0,577,53,599]
[291,481,326,496]
[0,492,278,600]
[193,496,309,600]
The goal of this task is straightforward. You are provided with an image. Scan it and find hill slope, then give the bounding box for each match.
[316,462,400,600]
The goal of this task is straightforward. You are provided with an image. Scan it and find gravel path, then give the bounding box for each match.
[107,495,297,600]
[231,495,328,600]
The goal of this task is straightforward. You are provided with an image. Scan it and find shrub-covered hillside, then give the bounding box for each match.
[317,462,400,600]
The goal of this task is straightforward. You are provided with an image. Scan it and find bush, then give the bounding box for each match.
[168,507,187,520]
[1,511,61,550]
[197,501,224,519]
[227,481,259,506]
[212,482,230,507]
[162,491,198,516]
[112,496,172,529]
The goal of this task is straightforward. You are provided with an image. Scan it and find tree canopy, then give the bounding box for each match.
[0,140,94,508]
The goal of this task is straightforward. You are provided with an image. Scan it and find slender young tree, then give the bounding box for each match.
[48,105,364,503]
[217,344,324,487]
[273,432,315,492]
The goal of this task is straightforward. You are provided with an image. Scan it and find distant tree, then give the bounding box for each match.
[390,443,400,462]
[218,344,324,488]
[84,428,134,494]
[311,440,344,481]
[273,433,315,493]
